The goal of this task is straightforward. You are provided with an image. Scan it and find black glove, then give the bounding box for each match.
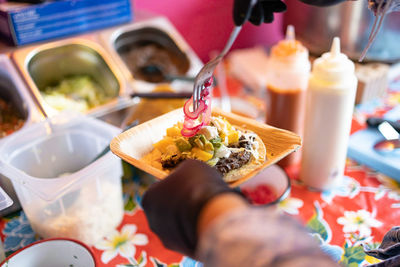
[298,0,347,6]
[364,227,400,260]
[233,0,287,26]
[363,226,400,267]
[142,159,244,258]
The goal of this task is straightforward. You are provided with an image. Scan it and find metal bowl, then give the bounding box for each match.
[115,27,191,82]
[0,55,42,216]
[284,0,400,62]
[98,16,203,93]
[11,38,127,118]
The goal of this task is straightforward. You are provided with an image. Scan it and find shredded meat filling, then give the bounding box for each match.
[215,150,252,175]
[161,154,186,169]
[231,135,255,150]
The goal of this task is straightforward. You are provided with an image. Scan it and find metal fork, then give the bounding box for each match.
[192,26,242,111]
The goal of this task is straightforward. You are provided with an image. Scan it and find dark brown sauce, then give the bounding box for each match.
[266,86,306,167]
[120,43,188,83]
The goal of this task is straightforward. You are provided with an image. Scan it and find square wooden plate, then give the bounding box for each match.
[110,107,301,187]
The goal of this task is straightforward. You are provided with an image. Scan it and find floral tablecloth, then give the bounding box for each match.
[0,75,399,267]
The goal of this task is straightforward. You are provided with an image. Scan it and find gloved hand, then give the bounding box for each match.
[233,0,287,26]
[299,0,347,6]
[142,159,245,258]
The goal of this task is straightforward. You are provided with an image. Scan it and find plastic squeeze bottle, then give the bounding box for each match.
[266,25,311,168]
[300,37,357,190]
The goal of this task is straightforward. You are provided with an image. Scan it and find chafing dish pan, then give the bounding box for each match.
[12,38,128,118]
[99,16,203,93]
[0,55,42,216]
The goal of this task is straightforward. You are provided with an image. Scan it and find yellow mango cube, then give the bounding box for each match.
[166,126,181,137]
[153,137,175,154]
[191,147,213,162]
[227,130,239,145]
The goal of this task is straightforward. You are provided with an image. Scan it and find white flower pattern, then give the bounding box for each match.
[95,224,149,264]
[377,174,400,205]
[321,176,360,204]
[337,210,383,238]
[277,197,304,215]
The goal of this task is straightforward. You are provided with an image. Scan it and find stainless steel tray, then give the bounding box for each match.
[11,37,128,118]
[98,16,203,94]
[0,54,43,216]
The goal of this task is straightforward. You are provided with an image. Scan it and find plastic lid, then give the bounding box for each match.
[270,25,309,65]
[0,186,13,211]
[312,37,355,82]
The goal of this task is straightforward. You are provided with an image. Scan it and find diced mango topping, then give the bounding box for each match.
[191,147,213,162]
[227,130,239,145]
[153,137,175,154]
[166,126,181,137]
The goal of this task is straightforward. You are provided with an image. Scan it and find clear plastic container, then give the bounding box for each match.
[0,113,124,246]
[0,187,12,262]
[0,186,13,212]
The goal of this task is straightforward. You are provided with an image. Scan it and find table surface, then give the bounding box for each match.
[0,74,398,267]
[0,20,400,265]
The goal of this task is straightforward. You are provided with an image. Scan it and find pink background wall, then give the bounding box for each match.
[133,0,284,62]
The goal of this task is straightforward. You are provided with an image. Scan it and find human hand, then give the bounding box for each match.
[233,0,287,26]
[298,0,347,6]
[142,159,244,258]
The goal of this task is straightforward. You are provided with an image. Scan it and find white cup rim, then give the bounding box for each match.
[0,237,97,267]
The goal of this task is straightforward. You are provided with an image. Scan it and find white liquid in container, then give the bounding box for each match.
[300,37,357,190]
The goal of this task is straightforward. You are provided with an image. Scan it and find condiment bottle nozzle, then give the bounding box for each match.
[330,37,340,57]
[285,25,295,41]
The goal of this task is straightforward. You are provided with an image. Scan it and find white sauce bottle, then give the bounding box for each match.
[300,37,357,190]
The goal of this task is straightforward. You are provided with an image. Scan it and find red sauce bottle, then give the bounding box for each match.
[266,26,311,168]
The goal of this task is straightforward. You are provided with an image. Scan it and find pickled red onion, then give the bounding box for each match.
[181,123,204,137]
[181,77,213,137]
[183,97,206,119]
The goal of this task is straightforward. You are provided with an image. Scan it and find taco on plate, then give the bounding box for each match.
[142,116,266,182]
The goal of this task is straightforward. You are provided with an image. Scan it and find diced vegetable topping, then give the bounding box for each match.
[175,137,192,152]
[191,147,213,161]
[166,126,182,138]
[153,137,175,154]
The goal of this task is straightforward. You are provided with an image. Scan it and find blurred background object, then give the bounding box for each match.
[355,63,389,104]
[265,25,311,168]
[284,0,400,62]
[0,114,124,245]
[135,0,284,62]
[99,17,202,94]
[0,238,97,267]
[300,37,357,190]
[228,46,269,93]
[123,84,186,126]
[0,0,132,46]
[239,164,290,206]
[12,39,126,118]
